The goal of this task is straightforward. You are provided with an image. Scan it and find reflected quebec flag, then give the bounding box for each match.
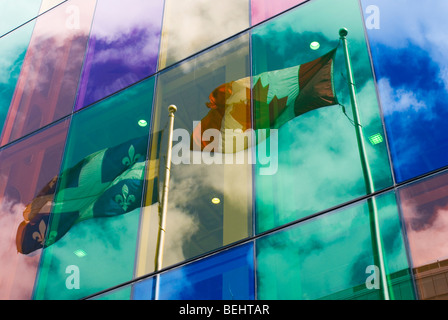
[191,48,339,153]
[16,133,161,254]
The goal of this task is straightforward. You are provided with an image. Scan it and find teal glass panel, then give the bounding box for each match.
[135,34,252,276]
[158,0,249,69]
[252,0,393,233]
[89,286,132,300]
[0,119,70,300]
[256,192,415,300]
[0,0,43,36]
[32,77,155,300]
[0,21,35,136]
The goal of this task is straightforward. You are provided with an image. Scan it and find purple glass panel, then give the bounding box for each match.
[251,0,307,25]
[74,0,164,111]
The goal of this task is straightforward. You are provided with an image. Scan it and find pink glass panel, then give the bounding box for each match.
[251,0,307,25]
[0,0,96,147]
[0,119,70,299]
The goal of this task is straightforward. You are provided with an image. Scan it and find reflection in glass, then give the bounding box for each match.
[0,21,35,136]
[250,0,306,25]
[361,0,448,183]
[74,0,164,111]
[0,0,96,147]
[0,119,70,300]
[133,242,254,300]
[399,170,448,300]
[158,0,249,69]
[32,77,155,300]
[252,0,393,234]
[256,192,415,300]
[135,34,252,276]
[0,0,43,36]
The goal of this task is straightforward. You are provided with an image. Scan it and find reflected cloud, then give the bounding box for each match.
[403,200,448,267]
[160,0,249,68]
[0,197,40,300]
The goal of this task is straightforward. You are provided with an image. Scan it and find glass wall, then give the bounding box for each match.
[1,0,448,301]
[74,0,164,111]
[32,77,155,300]
[0,0,96,147]
[361,0,448,183]
[136,33,253,276]
[256,192,414,300]
[253,0,393,234]
[158,0,250,69]
[0,119,70,299]
[399,169,448,300]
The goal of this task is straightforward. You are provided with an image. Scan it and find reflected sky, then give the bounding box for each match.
[0,119,69,300]
[0,0,42,36]
[361,0,448,182]
[0,0,96,147]
[250,0,306,25]
[257,192,412,300]
[252,0,393,233]
[74,0,163,111]
[133,243,254,300]
[158,0,249,69]
[33,78,154,300]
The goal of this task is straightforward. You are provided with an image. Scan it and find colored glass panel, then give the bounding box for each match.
[32,77,155,300]
[135,34,252,276]
[0,0,96,147]
[0,119,70,299]
[0,21,35,136]
[38,0,66,13]
[250,0,307,25]
[361,0,448,183]
[0,0,43,36]
[74,0,164,111]
[252,0,393,234]
[256,192,415,300]
[399,169,448,300]
[133,243,255,300]
[158,0,249,69]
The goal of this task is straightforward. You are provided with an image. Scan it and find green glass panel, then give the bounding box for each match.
[135,34,252,276]
[89,286,132,300]
[0,21,35,136]
[256,192,415,300]
[252,0,393,233]
[33,77,155,300]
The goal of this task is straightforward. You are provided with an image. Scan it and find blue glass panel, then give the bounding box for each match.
[361,0,448,182]
[133,243,255,300]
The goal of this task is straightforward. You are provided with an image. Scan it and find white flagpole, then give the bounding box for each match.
[154,104,177,274]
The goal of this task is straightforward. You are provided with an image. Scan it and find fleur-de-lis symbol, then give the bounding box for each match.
[122,145,141,167]
[32,220,47,245]
[114,184,135,211]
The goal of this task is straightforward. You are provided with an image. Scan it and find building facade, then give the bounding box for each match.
[0,0,447,300]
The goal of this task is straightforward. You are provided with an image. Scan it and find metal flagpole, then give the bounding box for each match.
[339,28,390,300]
[154,104,177,299]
